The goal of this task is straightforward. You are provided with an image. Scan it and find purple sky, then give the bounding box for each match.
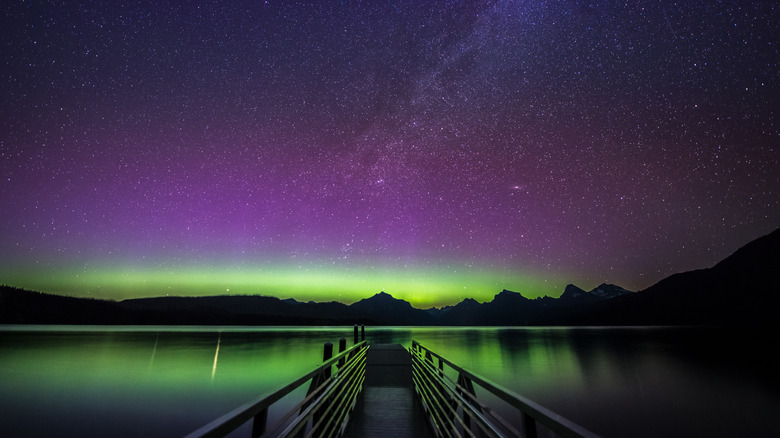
[1,1,777,306]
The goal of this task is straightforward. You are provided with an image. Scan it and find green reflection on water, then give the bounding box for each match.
[1,325,779,438]
[0,326,353,437]
[4,329,320,393]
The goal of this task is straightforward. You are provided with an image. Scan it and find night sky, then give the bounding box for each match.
[1,1,777,307]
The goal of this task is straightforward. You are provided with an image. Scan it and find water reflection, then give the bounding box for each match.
[0,326,778,437]
[149,332,159,370]
[211,332,221,381]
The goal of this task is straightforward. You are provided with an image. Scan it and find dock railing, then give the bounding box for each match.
[410,341,601,438]
[185,337,368,438]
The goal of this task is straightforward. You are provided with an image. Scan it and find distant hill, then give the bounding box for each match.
[0,284,631,326]
[348,291,432,325]
[541,227,780,326]
[2,228,777,326]
[0,283,634,326]
[0,286,138,324]
[0,288,363,326]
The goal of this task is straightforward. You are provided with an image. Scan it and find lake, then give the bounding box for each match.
[1,325,778,437]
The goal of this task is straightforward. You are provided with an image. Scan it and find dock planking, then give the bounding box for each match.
[345,344,432,438]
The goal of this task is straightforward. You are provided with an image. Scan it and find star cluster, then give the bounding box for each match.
[1,1,777,307]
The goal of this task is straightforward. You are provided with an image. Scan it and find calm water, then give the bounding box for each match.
[1,326,778,437]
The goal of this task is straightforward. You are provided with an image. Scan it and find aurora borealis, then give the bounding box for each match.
[1,1,777,307]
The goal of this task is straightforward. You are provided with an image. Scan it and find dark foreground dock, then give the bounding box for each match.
[345,344,431,437]
[185,331,602,438]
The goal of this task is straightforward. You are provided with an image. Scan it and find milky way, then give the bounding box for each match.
[1,1,777,306]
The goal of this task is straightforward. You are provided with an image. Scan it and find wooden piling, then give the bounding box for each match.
[322,341,333,379]
[338,337,347,368]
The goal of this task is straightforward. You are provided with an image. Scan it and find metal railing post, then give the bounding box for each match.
[338,337,346,369]
[250,407,267,438]
[457,372,478,432]
[185,333,369,438]
[523,412,538,438]
[300,341,333,437]
[322,341,333,379]
[410,340,603,438]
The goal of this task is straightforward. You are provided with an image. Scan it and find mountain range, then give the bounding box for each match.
[2,228,778,326]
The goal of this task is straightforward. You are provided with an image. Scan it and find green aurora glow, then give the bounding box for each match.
[0,261,568,308]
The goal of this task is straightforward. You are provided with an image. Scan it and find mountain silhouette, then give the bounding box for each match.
[560,284,589,300]
[2,228,777,326]
[348,291,432,325]
[436,290,539,325]
[538,228,780,326]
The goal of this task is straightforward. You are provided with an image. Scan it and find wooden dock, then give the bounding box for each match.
[344,344,432,438]
[184,335,602,438]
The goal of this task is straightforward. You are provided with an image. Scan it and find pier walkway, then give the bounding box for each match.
[344,344,431,437]
[185,329,602,438]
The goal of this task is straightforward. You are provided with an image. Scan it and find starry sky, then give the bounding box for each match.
[1,1,777,308]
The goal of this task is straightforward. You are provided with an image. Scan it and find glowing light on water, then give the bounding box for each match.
[211,333,221,381]
[149,332,159,371]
